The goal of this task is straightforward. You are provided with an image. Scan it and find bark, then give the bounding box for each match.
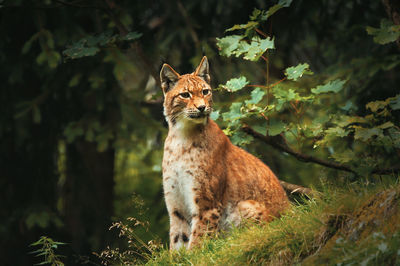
[63,140,115,252]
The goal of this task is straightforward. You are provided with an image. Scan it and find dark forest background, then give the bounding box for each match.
[1,0,399,265]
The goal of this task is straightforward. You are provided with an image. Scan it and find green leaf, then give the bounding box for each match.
[325,127,348,137]
[354,127,383,141]
[36,52,47,65]
[210,110,220,121]
[64,123,85,143]
[223,76,249,92]
[272,86,300,111]
[249,8,267,21]
[222,102,243,122]
[335,115,367,127]
[217,35,273,61]
[245,87,265,105]
[389,94,400,110]
[284,63,312,81]
[366,19,400,45]
[252,119,286,137]
[216,35,242,57]
[121,31,143,41]
[243,37,274,61]
[377,121,394,129]
[37,261,51,265]
[311,79,346,94]
[278,0,293,7]
[340,100,357,112]
[231,131,254,146]
[252,122,267,136]
[226,21,259,32]
[366,100,388,112]
[268,120,286,136]
[63,47,100,59]
[265,0,293,19]
[22,32,40,54]
[68,74,82,87]
[304,117,327,137]
[63,30,140,60]
[30,238,45,246]
[330,149,355,163]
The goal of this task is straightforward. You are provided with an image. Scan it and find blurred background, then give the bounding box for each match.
[1,0,399,264]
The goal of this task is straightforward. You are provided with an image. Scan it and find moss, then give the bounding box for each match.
[304,187,400,265]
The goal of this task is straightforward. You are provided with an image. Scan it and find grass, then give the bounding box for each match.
[100,179,400,265]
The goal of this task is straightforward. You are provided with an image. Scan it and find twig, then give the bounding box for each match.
[255,28,268,38]
[279,180,315,197]
[242,125,400,175]
[261,55,268,62]
[246,84,268,88]
[268,77,287,88]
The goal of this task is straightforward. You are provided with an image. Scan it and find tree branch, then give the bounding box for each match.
[279,180,315,197]
[242,125,400,176]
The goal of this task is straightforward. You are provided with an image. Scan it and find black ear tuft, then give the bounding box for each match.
[160,64,180,94]
[195,56,210,84]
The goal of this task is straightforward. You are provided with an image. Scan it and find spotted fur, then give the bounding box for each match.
[161,56,289,250]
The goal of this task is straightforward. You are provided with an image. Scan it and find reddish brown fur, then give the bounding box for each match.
[161,56,289,250]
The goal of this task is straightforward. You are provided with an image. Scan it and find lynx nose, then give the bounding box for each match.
[197,105,206,112]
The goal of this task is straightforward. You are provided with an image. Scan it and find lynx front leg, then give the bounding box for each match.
[188,208,221,249]
[169,210,191,250]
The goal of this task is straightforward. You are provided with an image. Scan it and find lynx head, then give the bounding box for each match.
[160,56,213,128]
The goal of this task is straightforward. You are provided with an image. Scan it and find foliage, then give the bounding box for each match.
[215,3,400,177]
[284,63,313,81]
[30,236,65,266]
[63,30,142,60]
[366,19,400,45]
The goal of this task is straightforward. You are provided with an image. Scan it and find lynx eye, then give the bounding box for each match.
[179,92,191,99]
[202,89,210,96]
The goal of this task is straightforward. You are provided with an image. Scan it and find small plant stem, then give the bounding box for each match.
[246,78,287,90]
[255,28,268,38]
[266,52,270,135]
[246,84,268,88]
[268,77,287,88]
[261,55,269,62]
[290,102,299,113]
[260,113,269,121]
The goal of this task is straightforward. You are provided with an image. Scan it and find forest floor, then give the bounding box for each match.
[145,179,400,265]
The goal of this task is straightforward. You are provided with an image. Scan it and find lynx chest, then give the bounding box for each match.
[162,135,207,218]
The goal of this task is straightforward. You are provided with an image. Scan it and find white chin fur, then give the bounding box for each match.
[175,116,207,130]
[188,116,207,124]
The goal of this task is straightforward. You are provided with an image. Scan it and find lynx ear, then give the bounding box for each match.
[195,56,210,84]
[160,64,180,94]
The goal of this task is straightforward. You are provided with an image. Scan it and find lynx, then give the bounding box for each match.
[160,56,289,250]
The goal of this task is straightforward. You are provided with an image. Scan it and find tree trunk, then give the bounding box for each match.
[63,140,115,253]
